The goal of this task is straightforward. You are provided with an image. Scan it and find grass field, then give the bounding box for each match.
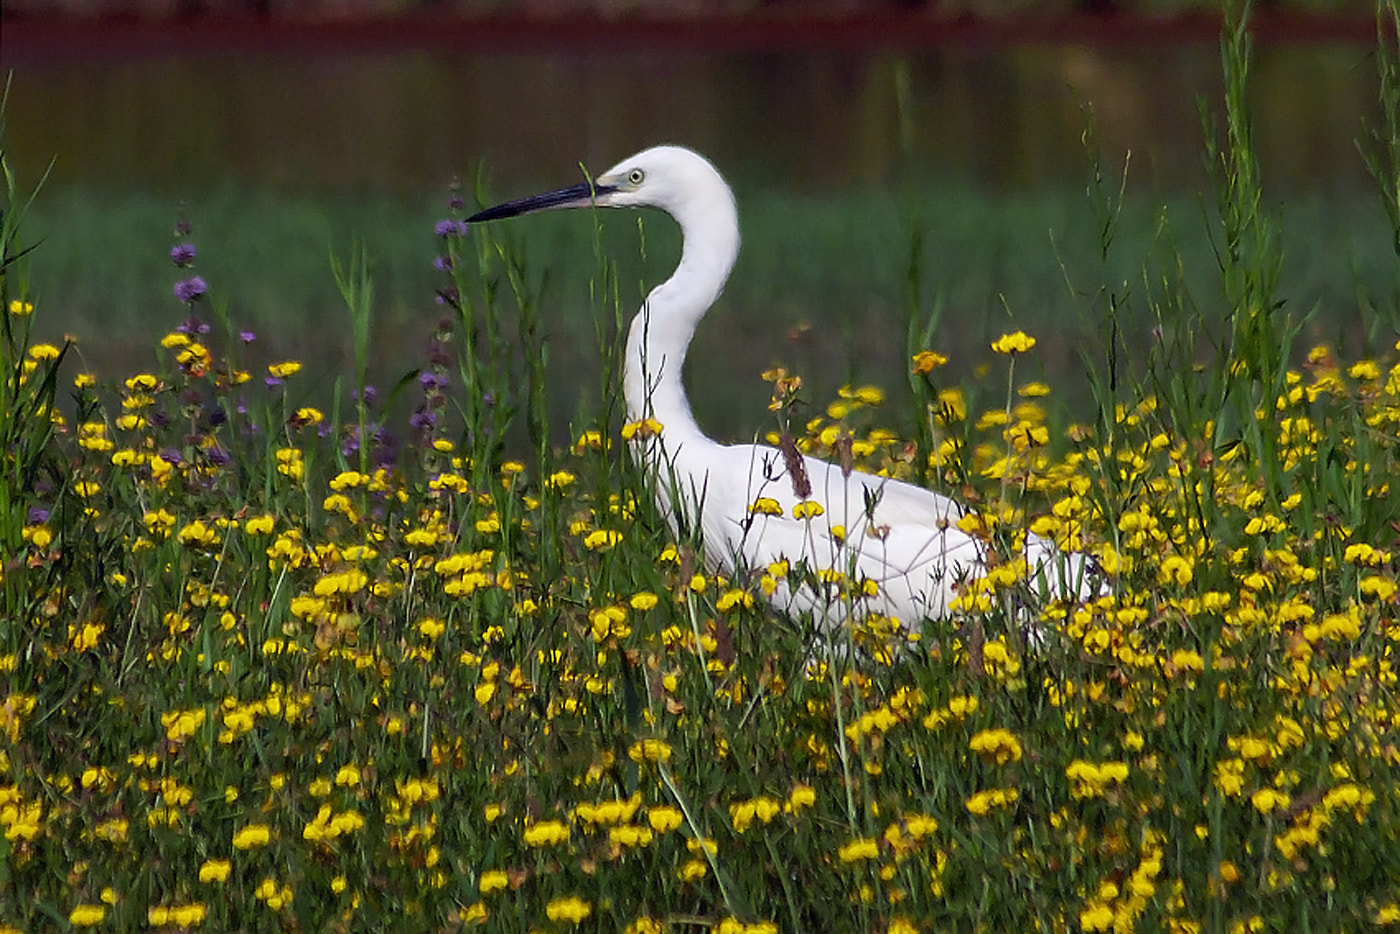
[3,5,1400,932]
[19,169,1400,445]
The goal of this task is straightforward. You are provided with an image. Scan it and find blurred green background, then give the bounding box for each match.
[3,12,1396,441]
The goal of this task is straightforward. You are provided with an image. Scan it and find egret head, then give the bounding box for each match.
[469,144,741,333]
[467,145,730,225]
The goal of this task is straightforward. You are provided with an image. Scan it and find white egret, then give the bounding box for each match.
[469,145,1091,633]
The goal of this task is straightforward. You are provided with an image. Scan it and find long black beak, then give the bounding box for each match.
[467,181,614,223]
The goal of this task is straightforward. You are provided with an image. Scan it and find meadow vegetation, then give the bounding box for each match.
[3,5,1399,932]
[22,172,1396,443]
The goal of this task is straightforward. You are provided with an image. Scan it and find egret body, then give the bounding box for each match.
[469,145,1087,631]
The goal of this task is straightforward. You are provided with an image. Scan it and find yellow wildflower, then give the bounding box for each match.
[522,820,570,847]
[1251,788,1291,815]
[583,529,623,550]
[199,859,232,883]
[628,739,673,763]
[748,496,783,516]
[1080,902,1114,932]
[545,897,592,923]
[232,822,272,849]
[991,331,1036,354]
[912,350,948,373]
[969,728,1023,766]
[647,807,684,833]
[787,784,816,812]
[621,418,664,440]
[68,905,106,927]
[965,787,1018,815]
[837,837,879,863]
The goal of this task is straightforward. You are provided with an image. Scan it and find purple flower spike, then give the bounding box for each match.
[178,315,210,335]
[174,276,207,304]
[171,243,197,266]
[435,219,469,239]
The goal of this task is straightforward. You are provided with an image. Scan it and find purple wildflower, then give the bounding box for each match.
[28,506,50,524]
[239,331,257,344]
[174,276,207,304]
[177,315,210,335]
[171,243,197,266]
[435,219,468,238]
[434,255,452,273]
[354,385,377,408]
[341,429,362,460]
[160,448,182,465]
[409,408,437,432]
[419,371,448,391]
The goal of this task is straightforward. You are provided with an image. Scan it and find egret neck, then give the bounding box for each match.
[624,169,740,452]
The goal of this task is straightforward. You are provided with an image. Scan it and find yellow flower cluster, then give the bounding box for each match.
[7,267,1399,934]
[1065,760,1130,799]
[302,804,365,842]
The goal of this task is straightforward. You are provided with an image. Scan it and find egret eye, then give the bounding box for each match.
[628,169,645,186]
